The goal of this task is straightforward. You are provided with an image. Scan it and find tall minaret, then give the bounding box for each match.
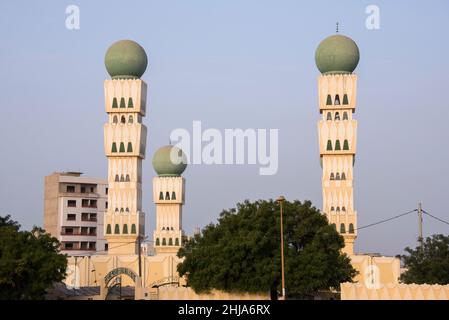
[315,33,360,255]
[151,145,187,254]
[103,40,148,255]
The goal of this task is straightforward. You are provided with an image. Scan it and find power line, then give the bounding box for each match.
[422,210,449,226]
[356,209,417,231]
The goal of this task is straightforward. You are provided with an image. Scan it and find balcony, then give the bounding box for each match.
[81,217,97,222]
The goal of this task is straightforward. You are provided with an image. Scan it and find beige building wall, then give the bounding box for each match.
[341,283,449,300]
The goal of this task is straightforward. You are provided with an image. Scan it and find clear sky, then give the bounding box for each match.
[0,0,448,256]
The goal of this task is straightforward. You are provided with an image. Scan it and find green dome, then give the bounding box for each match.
[152,145,187,177]
[315,34,360,75]
[105,40,148,79]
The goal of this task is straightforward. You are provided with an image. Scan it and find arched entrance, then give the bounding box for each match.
[102,267,140,300]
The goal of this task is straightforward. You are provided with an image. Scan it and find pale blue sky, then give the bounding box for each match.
[0,0,448,256]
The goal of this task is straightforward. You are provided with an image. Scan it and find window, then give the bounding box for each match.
[89,227,96,235]
[326,112,332,121]
[129,115,133,124]
[131,224,136,234]
[335,140,341,151]
[115,175,119,182]
[105,243,108,251]
[81,212,89,221]
[113,115,118,124]
[111,142,117,153]
[175,238,179,246]
[89,242,96,250]
[67,214,76,221]
[121,116,126,124]
[120,208,124,213]
[331,223,336,230]
[343,140,349,151]
[335,94,340,105]
[159,192,164,200]
[127,142,133,153]
[125,208,129,213]
[156,238,160,246]
[115,208,119,212]
[341,172,346,180]
[105,188,108,195]
[120,174,124,182]
[335,173,341,180]
[90,213,97,221]
[162,238,167,246]
[64,227,74,235]
[67,200,76,207]
[335,112,340,121]
[119,142,125,153]
[81,186,86,193]
[326,94,332,105]
[343,112,349,120]
[349,223,354,234]
[343,94,349,105]
[112,97,118,108]
[165,192,170,200]
[128,97,134,108]
[114,224,120,234]
[120,97,126,108]
[123,224,128,234]
[336,207,340,213]
[171,192,176,200]
[64,242,74,250]
[326,140,332,151]
[105,201,108,209]
[330,206,335,211]
[125,174,130,182]
[90,187,94,193]
[330,173,335,180]
[168,238,173,246]
[340,223,346,233]
[342,206,346,212]
[66,185,75,193]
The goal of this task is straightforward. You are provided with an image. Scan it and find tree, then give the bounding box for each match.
[0,215,67,299]
[177,199,356,298]
[400,234,449,285]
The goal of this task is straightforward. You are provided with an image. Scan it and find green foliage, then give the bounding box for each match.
[177,200,356,297]
[0,215,67,300]
[400,234,449,285]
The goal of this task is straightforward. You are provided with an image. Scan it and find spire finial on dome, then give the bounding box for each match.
[336,22,339,33]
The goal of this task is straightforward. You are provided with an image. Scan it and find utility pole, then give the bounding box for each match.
[418,202,423,247]
[276,196,286,300]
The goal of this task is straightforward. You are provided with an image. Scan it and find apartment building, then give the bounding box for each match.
[44,172,108,255]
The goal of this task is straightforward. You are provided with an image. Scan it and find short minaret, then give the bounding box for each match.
[315,33,360,255]
[152,145,187,254]
[103,40,148,255]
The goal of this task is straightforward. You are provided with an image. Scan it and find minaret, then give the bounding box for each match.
[315,33,360,255]
[103,40,148,255]
[152,145,187,254]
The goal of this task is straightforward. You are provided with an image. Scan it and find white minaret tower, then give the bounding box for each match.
[315,33,360,255]
[151,145,187,254]
[103,40,148,255]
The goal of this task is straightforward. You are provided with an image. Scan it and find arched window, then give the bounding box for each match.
[113,115,118,124]
[340,223,346,233]
[127,142,133,153]
[162,227,165,230]
[115,174,119,182]
[128,97,134,108]
[112,97,118,108]
[106,224,112,234]
[121,116,126,124]
[125,174,130,182]
[156,238,160,246]
[125,208,129,212]
[175,238,179,246]
[331,223,336,231]
[171,192,176,200]
[326,94,332,105]
[343,112,349,120]
[343,140,349,151]
[115,208,119,213]
[122,224,128,234]
[165,192,170,200]
[162,238,167,246]
[120,97,126,108]
[326,140,332,151]
[114,224,120,234]
[336,207,340,212]
[330,173,335,180]
[168,238,173,246]
[341,172,346,180]
[326,112,332,121]
[343,94,349,105]
[335,112,340,121]
[120,208,124,213]
[330,206,335,211]
[342,206,346,212]
[111,142,117,153]
[335,140,341,151]
[171,227,174,230]
[120,174,125,182]
[349,223,354,234]
[335,173,341,180]
[159,192,164,200]
[119,142,125,152]
[131,224,136,234]
[335,94,340,105]
[128,115,133,124]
